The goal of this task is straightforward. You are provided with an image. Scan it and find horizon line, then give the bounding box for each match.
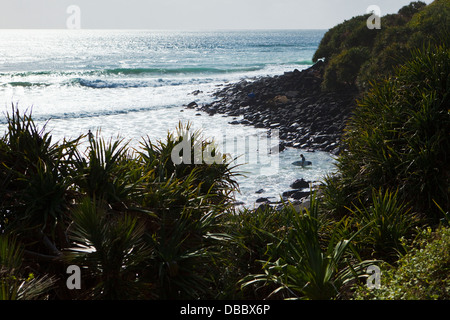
[0,27,329,32]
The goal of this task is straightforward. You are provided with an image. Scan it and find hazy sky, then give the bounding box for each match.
[0,0,435,30]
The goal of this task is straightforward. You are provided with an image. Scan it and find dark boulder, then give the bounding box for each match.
[187,101,198,108]
[282,190,310,200]
[290,178,310,190]
[194,62,357,154]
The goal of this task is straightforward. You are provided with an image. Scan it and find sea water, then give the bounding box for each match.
[0,29,337,207]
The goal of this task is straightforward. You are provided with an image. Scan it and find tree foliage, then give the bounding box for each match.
[324,43,450,224]
[313,0,449,91]
[0,109,239,300]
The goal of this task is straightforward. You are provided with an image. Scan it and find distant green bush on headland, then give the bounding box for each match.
[314,0,449,91]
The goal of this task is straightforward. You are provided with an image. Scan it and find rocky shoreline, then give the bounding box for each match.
[188,61,358,156]
[185,61,359,208]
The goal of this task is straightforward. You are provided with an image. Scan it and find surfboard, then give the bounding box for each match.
[292,160,312,167]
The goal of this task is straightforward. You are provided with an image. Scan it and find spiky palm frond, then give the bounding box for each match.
[330,44,450,222]
[241,194,377,300]
[66,197,153,299]
[0,235,56,300]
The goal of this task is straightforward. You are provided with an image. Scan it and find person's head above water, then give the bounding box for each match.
[300,154,305,160]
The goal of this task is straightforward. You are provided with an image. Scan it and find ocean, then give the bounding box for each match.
[0,29,336,207]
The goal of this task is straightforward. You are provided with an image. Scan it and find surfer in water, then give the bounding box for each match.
[292,154,312,167]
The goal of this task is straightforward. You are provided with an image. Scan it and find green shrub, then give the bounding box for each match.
[407,0,450,47]
[332,44,450,223]
[320,174,354,218]
[138,122,239,205]
[353,226,450,300]
[313,14,375,64]
[66,198,152,299]
[240,195,377,300]
[0,106,81,250]
[348,189,419,260]
[219,204,295,299]
[1,108,239,300]
[65,124,238,300]
[398,1,428,18]
[0,235,56,300]
[314,0,449,92]
[357,40,411,90]
[322,46,370,90]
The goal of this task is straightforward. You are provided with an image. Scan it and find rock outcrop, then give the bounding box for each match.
[194,61,358,155]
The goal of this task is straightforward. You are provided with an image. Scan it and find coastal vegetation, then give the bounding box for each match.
[313,0,449,91]
[1,0,449,301]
